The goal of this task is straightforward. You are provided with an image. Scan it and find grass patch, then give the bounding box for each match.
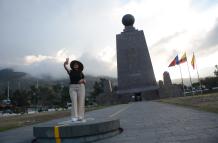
[0,110,70,132]
[159,93,218,113]
[0,105,111,132]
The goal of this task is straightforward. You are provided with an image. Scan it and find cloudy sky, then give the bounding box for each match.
[0,0,218,81]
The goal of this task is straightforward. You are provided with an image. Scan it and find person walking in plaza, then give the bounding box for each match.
[64,58,86,122]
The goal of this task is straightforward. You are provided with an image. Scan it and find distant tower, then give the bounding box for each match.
[116,14,159,100]
[163,71,172,86]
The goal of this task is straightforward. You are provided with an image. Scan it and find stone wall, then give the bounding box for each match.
[159,84,183,98]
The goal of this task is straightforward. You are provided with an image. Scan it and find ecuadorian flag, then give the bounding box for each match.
[179,53,187,64]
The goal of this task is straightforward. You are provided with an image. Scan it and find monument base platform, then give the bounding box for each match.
[33,118,121,143]
[117,86,159,102]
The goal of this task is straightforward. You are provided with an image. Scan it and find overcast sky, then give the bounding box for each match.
[0,0,218,81]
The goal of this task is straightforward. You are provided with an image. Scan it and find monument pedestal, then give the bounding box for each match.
[33,119,121,143]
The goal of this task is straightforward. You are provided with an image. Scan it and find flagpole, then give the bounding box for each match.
[7,81,10,100]
[186,60,194,95]
[194,55,203,94]
[168,54,185,96]
[196,67,203,94]
[178,64,185,96]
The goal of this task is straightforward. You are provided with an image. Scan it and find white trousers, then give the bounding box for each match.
[69,84,85,119]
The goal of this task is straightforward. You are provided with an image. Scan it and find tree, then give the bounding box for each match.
[93,81,103,95]
[37,86,56,107]
[11,89,30,107]
[192,82,200,88]
[90,81,104,103]
[60,86,70,108]
[0,88,8,100]
[201,77,218,90]
[29,84,70,108]
[29,85,39,106]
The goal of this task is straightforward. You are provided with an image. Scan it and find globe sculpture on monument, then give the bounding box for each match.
[116,14,159,100]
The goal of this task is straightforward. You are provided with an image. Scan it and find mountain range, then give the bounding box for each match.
[0,68,117,95]
[0,68,204,95]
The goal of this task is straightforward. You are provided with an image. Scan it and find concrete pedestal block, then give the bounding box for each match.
[33,119,121,143]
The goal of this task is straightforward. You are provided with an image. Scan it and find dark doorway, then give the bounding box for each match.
[134,92,142,101]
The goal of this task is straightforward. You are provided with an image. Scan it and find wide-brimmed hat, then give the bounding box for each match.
[70,60,84,71]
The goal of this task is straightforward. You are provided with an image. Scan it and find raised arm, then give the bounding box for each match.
[64,58,70,74]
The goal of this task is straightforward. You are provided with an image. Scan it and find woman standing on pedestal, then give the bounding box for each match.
[64,58,86,122]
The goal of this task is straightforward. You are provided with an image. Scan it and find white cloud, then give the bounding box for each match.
[24,49,76,65]
[22,47,117,78]
[24,55,53,65]
[79,52,117,77]
[97,46,117,69]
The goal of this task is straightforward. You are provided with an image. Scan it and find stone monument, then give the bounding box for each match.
[159,71,183,98]
[116,14,159,100]
[163,71,172,86]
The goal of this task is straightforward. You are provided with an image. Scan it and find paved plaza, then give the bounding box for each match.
[97,102,218,143]
[0,101,218,143]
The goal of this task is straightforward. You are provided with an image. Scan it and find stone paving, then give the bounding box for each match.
[0,101,218,143]
[97,102,218,143]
